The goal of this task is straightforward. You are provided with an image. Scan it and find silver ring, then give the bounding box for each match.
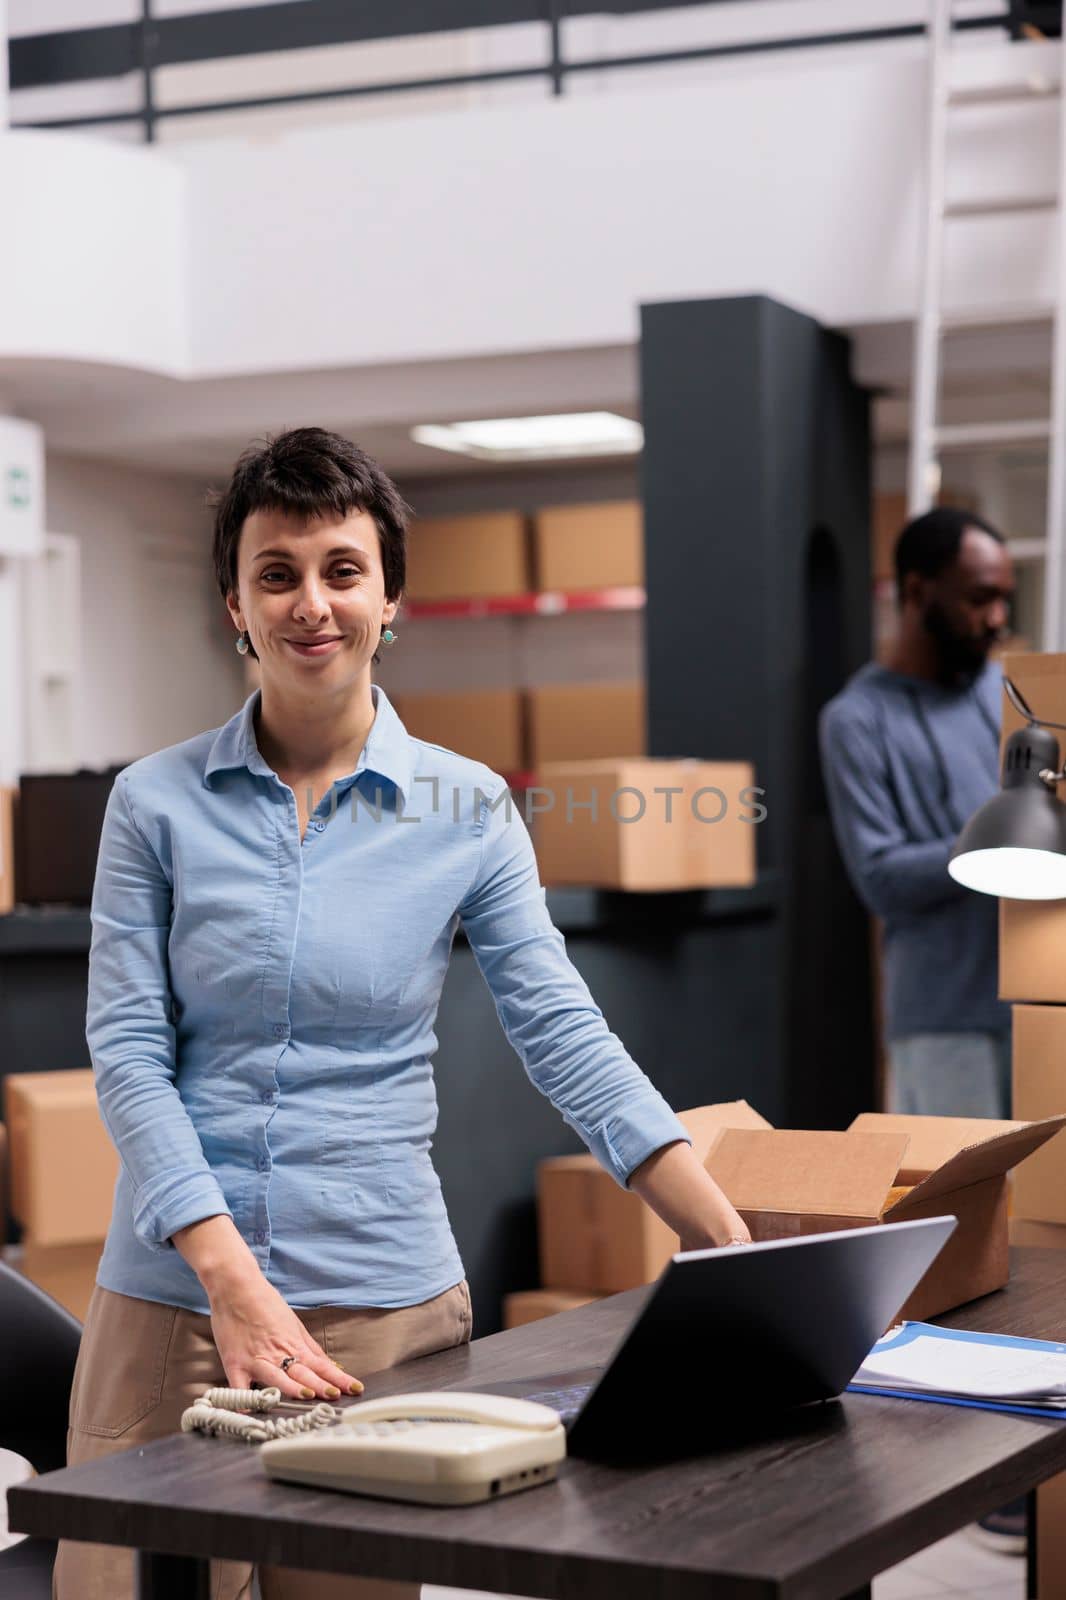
[280,1355,297,1373]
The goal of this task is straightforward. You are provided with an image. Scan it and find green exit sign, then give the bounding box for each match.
[6,466,31,509]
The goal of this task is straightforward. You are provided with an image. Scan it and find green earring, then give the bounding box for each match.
[382,628,397,646]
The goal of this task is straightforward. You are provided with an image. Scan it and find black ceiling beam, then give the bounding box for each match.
[8,2,1014,97]
[7,0,729,90]
[10,22,141,89]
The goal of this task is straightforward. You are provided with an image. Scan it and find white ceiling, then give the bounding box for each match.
[0,342,641,482]
[0,313,1055,484]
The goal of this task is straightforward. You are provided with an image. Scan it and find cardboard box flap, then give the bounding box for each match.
[704,1128,910,1219]
[883,1116,1066,1211]
[850,1112,1021,1183]
[678,1101,773,1164]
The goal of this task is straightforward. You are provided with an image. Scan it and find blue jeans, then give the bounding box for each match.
[887,1030,1012,1118]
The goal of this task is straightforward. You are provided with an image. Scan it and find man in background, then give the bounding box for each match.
[819,506,1016,1119]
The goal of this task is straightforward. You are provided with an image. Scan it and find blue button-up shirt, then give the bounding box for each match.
[89,683,691,1313]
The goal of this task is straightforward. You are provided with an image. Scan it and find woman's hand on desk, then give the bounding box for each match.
[208,1272,364,1400]
[171,1215,363,1399]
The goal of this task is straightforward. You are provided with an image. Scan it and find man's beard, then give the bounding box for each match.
[922,601,993,682]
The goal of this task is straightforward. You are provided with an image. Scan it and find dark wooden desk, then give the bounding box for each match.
[11,1247,1066,1600]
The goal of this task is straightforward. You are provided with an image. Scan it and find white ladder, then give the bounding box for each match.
[907,1,1066,646]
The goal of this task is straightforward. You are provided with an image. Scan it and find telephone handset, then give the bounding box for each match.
[259,1390,567,1505]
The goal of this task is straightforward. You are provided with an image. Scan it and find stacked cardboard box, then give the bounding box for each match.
[1000,653,1066,1246]
[390,683,646,778]
[872,493,906,586]
[1008,946,1066,1600]
[532,501,644,592]
[393,689,526,774]
[526,683,645,769]
[405,512,531,602]
[998,653,1066,1001]
[501,1288,605,1330]
[405,501,644,604]
[387,695,758,894]
[2,1070,117,1320]
[0,784,16,913]
[991,654,1066,1599]
[535,1103,1064,1322]
[1011,1006,1066,1246]
[532,758,758,890]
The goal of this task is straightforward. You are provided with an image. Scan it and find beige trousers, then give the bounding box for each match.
[53,1278,473,1600]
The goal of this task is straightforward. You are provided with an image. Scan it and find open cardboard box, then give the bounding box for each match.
[704,1106,1066,1322]
[536,1100,1066,1318]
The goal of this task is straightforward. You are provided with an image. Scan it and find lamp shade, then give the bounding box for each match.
[949,725,1066,899]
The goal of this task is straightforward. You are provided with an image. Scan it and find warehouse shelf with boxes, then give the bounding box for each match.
[384,498,647,784]
[362,496,760,893]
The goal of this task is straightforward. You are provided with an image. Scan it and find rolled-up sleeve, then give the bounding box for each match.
[458,784,691,1187]
[87,774,233,1253]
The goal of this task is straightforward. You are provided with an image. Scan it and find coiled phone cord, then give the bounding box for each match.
[181,1385,342,1444]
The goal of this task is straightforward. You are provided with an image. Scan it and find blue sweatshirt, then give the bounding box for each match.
[818,658,1010,1042]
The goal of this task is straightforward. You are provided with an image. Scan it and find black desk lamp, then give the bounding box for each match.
[949,676,1066,899]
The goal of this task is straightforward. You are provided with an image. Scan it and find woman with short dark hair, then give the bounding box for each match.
[56,428,748,1600]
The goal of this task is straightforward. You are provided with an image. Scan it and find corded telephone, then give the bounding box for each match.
[259,1391,567,1505]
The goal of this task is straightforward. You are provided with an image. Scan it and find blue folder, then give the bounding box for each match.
[846,1321,1066,1422]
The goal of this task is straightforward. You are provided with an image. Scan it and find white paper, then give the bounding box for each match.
[854,1331,1066,1402]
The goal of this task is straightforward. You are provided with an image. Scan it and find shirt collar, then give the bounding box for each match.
[203,683,413,801]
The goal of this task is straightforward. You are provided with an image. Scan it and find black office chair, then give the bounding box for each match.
[0,1261,83,1599]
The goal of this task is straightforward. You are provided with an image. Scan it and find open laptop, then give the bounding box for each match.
[465,1216,956,1459]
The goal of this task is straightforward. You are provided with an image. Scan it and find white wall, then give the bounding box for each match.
[0,131,188,371]
[178,37,1056,377]
[2,31,1061,381]
[178,44,923,374]
[43,454,244,768]
[155,32,1066,376]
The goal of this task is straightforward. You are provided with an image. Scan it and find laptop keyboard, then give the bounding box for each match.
[520,1382,593,1426]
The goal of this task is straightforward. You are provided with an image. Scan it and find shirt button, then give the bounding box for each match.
[312,820,326,832]
[254,1230,267,1246]
[257,1155,270,1171]
[261,1090,275,1105]
[272,1023,288,1038]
